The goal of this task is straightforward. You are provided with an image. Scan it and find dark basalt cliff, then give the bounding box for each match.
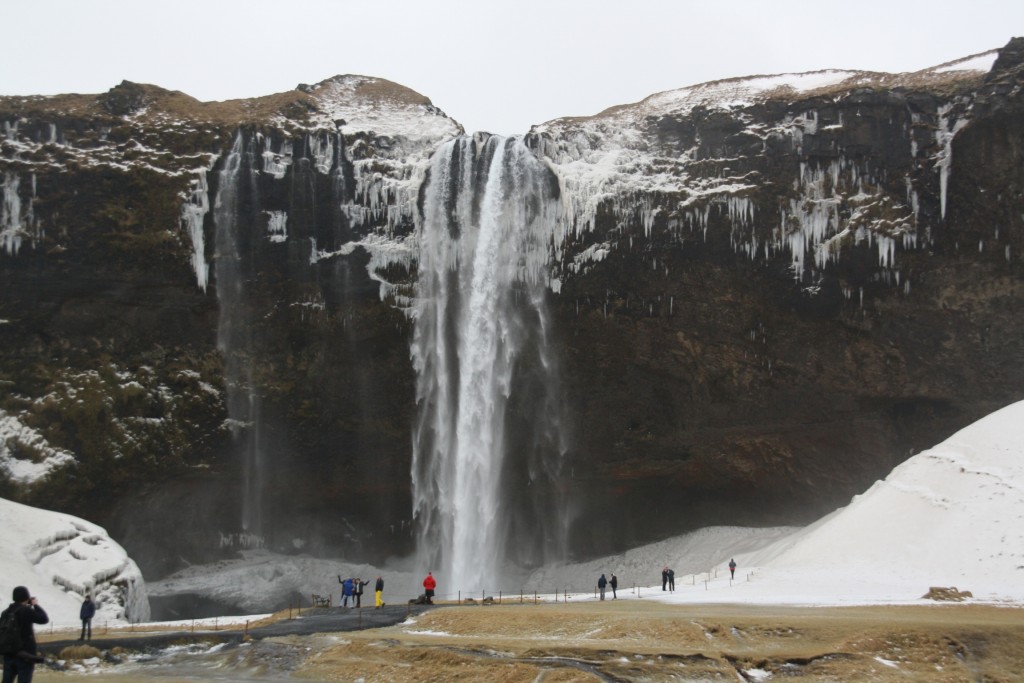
[2,41,1023,576]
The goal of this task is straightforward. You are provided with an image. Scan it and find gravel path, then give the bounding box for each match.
[39,604,438,655]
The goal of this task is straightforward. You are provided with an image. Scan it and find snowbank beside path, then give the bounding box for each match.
[0,497,150,627]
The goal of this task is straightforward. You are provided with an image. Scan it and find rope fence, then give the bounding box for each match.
[39,568,757,634]
[304,569,757,610]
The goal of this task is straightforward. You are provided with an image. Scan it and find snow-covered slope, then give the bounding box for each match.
[581,399,1024,605]
[0,497,150,626]
[725,399,1024,603]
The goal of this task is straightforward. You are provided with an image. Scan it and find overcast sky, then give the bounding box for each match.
[2,1,1021,134]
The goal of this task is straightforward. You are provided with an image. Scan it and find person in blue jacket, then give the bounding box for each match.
[78,594,96,641]
[338,576,354,607]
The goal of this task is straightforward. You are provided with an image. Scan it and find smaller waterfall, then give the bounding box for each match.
[213,132,265,537]
[411,135,568,593]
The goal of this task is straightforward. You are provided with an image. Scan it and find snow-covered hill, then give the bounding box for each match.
[0,497,150,627]
[545,399,1024,605]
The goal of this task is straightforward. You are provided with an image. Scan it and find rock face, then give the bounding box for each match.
[2,41,1023,579]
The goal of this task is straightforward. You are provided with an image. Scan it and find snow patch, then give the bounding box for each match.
[0,496,150,626]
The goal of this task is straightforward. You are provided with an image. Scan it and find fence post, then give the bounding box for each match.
[499,590,502,604]
[458,590,461,604]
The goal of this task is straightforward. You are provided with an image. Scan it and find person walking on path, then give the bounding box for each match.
[667,568,675,592]
[374,576,385,608]
[2,585,49,683]
[78,595,95,641]
[597,574,607,600]
[610,574,618,599]
[422,572,436,604]
[729,558,737,579]
[661,567,668,591]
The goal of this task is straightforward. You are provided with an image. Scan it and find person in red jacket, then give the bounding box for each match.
[422,572,437,604]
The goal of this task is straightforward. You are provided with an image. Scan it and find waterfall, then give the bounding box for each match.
[411,135,568,593]
[213,131,265,538]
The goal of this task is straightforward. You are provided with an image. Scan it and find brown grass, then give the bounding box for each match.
[31,602,1024,681]
[296,602,1024,682]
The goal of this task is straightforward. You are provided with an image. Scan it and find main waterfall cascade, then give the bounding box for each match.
[411,134,571,593]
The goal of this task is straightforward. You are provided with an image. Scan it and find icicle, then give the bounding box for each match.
[180,171,211,291]
[1,172,23,255]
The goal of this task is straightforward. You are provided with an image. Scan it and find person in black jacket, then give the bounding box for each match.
[597,573,607,601]
[2,585,49,683]
[610,574,618,599]
[353,579,365,608]
[78,595,96,641]
[374,576,385,609]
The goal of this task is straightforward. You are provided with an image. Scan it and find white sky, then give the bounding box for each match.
[1,1,1022,135]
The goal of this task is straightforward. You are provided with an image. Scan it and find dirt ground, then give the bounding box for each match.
[34,601,1024,682]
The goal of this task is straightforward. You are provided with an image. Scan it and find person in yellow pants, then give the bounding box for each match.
[374,576,385,608]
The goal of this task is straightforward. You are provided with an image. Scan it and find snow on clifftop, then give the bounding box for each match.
[529,50,1000,282]
[0,497,150,627]
[305,75,462,142]
[539,50,997,135]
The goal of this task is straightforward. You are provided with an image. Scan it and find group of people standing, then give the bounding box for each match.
[335,573,437,608]
[596,573,618,600]
[338,576,386,609]
[595,559,739,601]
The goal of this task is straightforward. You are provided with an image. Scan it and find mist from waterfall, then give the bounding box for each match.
[213,131,265,538]
[411,135,568,594]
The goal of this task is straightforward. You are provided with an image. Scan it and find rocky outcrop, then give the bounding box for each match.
[2,41,1023,576]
